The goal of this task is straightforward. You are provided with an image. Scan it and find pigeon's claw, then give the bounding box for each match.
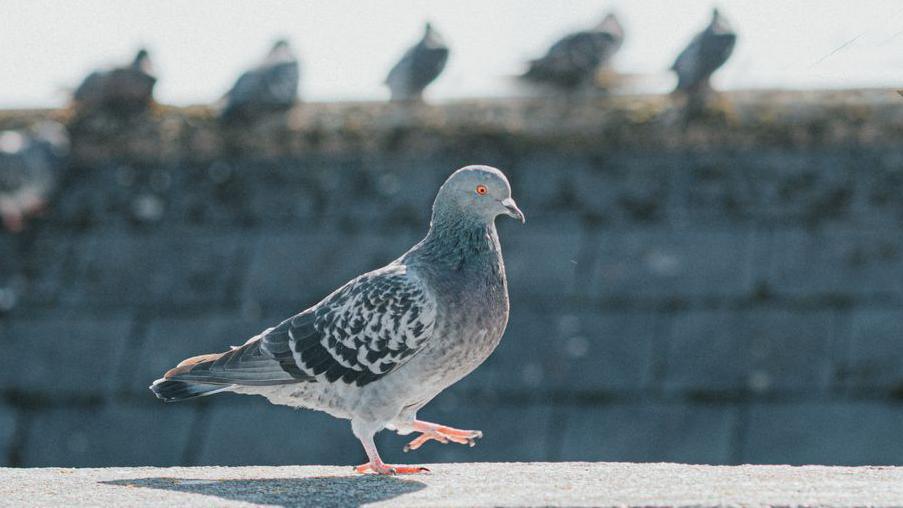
[354,462,430,475]
[404,431,448,452]
[403,421,483,452]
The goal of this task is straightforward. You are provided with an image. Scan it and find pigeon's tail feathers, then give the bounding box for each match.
[150,351,236,402]
[149,337,305,404]
[149,378,234,402]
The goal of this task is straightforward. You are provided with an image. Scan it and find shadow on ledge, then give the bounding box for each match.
[102,476,427,508]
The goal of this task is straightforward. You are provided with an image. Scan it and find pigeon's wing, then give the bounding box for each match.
[225,70,265,108]
[73,71,105,102]
[159,263,436,389]
[260,60,299,106]
[385,47,415,90]
[525,31,610,86]
[695,32,736,79]
[671,33,702,88]
[106,68,157,104]
[261,264,437,387]
[406,46,448,93]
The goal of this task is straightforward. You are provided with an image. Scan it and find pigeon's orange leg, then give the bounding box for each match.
[403,420,483,452]
[354,462,430,475]
[354,429,430,475]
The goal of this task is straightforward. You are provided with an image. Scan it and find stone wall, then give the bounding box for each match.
[1,90,902,467]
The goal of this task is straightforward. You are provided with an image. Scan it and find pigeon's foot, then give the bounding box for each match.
[354,461,430,475]
[403,420,483,452]
[354,427,429,475]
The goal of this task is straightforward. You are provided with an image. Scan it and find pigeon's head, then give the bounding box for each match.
[132,49,154,75]
[422,22,447,48]
[596,13,624,42]
[709,8,733,34]
[268,39,296,63]
[434,165,525,224]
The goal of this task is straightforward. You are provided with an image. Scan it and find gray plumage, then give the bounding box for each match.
[522,13,624,90]
[151,165,525,474]
[0,122,69,232]
[220,40,300,123]
[385,23,449,102]
[672,8,736,93]
[73,49,156,115]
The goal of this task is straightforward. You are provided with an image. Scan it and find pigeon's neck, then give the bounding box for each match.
[414,214,502,272]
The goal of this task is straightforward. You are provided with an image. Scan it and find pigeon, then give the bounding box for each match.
[151,165,525,475]
[73,49,156,116]
[671,8,736,94]
[385,23,450,102]
[521,13,624,91]
[220,40,300,123]
[0,122,69,233]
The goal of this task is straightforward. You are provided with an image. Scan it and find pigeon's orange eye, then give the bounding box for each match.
[475,185,488,195]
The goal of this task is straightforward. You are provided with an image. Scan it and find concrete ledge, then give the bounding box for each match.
[3,462,903,507]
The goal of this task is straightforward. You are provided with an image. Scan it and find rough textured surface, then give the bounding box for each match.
[1,91,902,468]
[2,463,903,507]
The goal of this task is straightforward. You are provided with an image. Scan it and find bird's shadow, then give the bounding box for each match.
[102,475,427,508]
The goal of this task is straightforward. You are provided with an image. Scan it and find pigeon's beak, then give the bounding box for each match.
[501,197,526,224]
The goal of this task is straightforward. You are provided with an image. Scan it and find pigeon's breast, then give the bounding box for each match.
[413,243,510,387]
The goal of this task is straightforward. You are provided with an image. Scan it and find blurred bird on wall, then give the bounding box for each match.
[0,122,69,233]
[71,49,156,118]
[671,8,736,113]
[520,12,624,93]
[219,39,300,124]
[385,22,450,102]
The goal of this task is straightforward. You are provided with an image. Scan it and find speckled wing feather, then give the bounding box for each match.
[262,264,437,387]
[160,263,437,393]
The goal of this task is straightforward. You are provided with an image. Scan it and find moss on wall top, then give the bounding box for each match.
[1,89,901,164]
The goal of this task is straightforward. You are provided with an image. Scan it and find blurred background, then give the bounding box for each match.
[1,0,903,469]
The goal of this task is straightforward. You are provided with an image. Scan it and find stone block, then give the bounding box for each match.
[500,219,585,301]
[0,404,16,466]
[759,227,903,299]
[195,396,364,466]
[559,402,737,464]
[476,305,658,394]
[841,309,903,391]
[21,402,196,467]
[575,153,672,223]
[742,401,903,466]
[593,229,755,300]
[61,230,246,308]
[663,309,837,394]
[0,314,132,397]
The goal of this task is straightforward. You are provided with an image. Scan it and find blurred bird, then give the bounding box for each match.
[152,165,525,475]
[220,40,300,123]
[385,23,450,102]
[0,122,69,233]
[521,13,624,91]
[72,49,156,116]
[671,8,736,95]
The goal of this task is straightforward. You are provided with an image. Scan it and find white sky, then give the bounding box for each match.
[2,0,903,108]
